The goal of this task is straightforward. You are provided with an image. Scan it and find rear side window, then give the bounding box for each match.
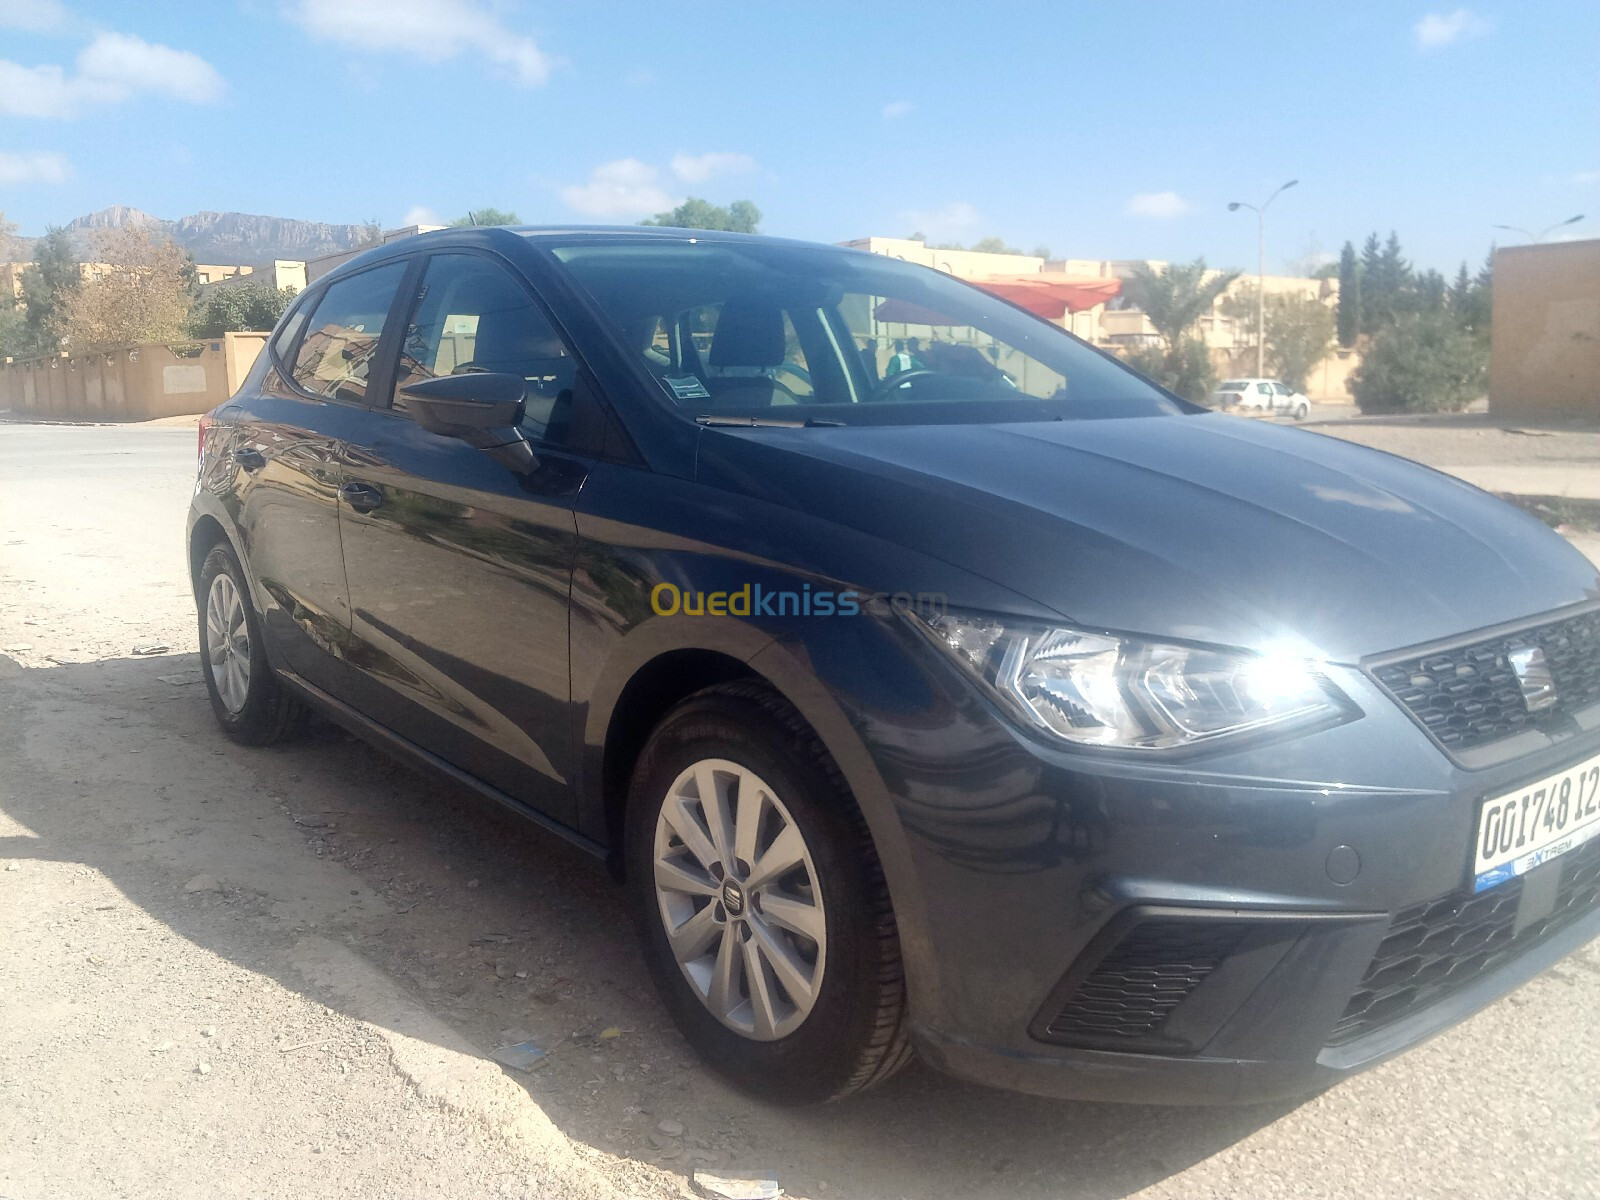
[291,263,407,403]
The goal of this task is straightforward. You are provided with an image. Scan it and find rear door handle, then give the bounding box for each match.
[338,482,384,514]
[232,448,266,472]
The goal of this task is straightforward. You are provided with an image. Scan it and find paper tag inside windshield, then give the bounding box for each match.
[664,375,711,401]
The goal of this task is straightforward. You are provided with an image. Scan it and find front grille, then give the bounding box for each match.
[1371,609,1600,754]
[1044,921,1246,1043]
[1330,834,1600,1045]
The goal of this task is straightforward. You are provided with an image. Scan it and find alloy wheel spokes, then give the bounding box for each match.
[652,758,827,1041]
[205,572,251,715]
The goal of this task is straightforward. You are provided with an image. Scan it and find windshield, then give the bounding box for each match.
[545,238,1184,426]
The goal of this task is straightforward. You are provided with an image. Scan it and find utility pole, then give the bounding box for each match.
[1229,179,1298,377]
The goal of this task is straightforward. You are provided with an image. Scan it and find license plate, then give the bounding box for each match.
[1473,750,1600,892]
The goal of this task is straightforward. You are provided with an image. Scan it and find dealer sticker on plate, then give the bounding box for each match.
[1474,749,1600,892]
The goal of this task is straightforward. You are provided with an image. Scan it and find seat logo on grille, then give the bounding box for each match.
[1509,646,1558,712]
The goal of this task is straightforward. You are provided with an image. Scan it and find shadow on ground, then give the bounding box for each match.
[0,652,1301,1200]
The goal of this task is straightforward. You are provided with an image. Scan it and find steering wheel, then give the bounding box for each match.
[865,368,941,402]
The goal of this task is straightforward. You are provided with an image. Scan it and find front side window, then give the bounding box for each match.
[396,254,574,435]
[547,239,1182,425]
[290,263,406,403]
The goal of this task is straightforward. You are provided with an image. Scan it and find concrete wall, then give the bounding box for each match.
[1490,239,1600,421]
[0,331,266,421]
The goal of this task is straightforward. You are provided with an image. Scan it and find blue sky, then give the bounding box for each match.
[1,0,1595,274]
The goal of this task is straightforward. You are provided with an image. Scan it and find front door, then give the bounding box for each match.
[336,251,596,824]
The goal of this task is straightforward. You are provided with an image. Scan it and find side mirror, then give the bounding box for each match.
[397,372,538,473]
[398,372,526,435]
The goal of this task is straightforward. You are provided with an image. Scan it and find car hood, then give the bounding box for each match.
[694,413,1599,662]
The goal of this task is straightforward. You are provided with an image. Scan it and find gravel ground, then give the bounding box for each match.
[2,420,1597,1200]
[1306,412,1600,471]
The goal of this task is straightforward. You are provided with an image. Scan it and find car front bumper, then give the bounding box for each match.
[836,645,1600,1104]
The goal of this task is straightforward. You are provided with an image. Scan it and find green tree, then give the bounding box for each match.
[640,198,761,233]
[1349,309,1488,414]
[1451,251,1493,346]
[1121,336,1217,404]
[1123,258,1239,351]
[1336,240,1360,348]
[186,282,297,338]
[19,227,80,355]
[449,207,521,227]
[1120,259,1238,403]
[1263,293,1335,393]
[970,236,1022,254]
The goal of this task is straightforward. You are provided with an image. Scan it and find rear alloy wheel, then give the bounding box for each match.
[196,543,306,745]
[626,683,912,1103]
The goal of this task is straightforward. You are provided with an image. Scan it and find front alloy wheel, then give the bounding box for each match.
[626,682,912,1103]
[653,758,827,1041]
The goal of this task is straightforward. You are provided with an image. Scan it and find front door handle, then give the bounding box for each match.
[338,482,384,514]
[232,447,266,472]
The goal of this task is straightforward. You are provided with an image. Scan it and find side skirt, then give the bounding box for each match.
[276,667,612,865]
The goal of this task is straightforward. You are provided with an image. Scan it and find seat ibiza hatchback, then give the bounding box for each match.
[189,226,1600,1104]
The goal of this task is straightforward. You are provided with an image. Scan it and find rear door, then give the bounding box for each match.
[232,260,410,700]
[336,250,607,824]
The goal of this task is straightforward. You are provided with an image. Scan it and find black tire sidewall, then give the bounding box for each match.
[625,693,889,1105]
[197,543,281,743]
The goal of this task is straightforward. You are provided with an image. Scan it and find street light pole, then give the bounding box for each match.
[1229,179,1298,378]
[1491,214,1584,243]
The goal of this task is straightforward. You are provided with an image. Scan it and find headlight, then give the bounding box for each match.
[917,610,1353,750]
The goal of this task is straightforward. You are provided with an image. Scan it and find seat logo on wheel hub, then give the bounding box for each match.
[721,879,746,917]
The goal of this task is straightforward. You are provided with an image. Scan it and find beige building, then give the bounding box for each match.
[1489,238,1600,422]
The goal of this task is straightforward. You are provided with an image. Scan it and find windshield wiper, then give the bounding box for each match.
[695,415,845,428]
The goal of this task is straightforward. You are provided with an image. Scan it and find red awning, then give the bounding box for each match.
[967,275,1121,318]
[873,276,1121,325]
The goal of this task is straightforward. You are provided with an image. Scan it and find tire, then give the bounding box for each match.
[625,682,912,1104]
[196,542,307,746]
[1295,402,1309,420]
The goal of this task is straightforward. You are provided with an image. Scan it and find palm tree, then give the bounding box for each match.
[1122,258,1239,352]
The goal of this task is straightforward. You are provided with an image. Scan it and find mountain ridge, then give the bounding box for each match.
[11,206,371,265]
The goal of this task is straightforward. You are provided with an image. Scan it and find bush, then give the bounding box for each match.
[1349,310,1488,414]
[1120,336,1216,404]
[187,282,296,338]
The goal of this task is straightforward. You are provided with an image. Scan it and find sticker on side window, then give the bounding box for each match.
[663,375,711,401]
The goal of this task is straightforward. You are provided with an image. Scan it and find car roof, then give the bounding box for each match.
[312,224,881,289]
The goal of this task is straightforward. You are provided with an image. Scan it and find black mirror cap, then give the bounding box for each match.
[399,372,526,436]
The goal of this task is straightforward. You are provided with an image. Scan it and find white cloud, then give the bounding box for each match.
[899,201,982,241]
[402,205,441,227]
[0,0,68,32]
[1126,191,1189,219]
[288,0,551,86]
[881,99,913,120]
[77,32,224,104]
[0,149,69,183]
[0,32,222,118]
[1414,9,1492,49]
[669,151,756,184]
[561,158,680,219]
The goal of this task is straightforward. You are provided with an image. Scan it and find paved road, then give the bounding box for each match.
[2,421,1597,1200]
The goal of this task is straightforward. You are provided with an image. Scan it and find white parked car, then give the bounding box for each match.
[1213,378,1310,419]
